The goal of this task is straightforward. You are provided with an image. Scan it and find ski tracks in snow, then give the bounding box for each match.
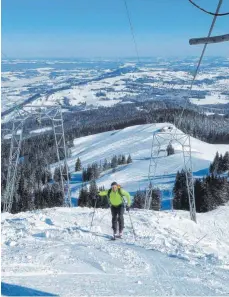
[2,207,229,296]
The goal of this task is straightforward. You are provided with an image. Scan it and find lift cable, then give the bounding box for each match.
[1,51,9,59]
[123,0,140,63]
[176,0,223,129]
[188,0,229,16]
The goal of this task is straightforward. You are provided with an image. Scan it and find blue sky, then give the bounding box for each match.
[2,0,229,58]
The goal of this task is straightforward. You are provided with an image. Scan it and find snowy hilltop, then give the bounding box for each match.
[1,204,229,296]
[66,123,228,207]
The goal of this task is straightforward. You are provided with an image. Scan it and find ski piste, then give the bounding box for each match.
[2,205,229,295]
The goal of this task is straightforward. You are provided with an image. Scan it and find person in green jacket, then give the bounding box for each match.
[98,181,131,238]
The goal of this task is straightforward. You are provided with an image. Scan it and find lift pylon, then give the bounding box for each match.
[145,128,197,223]
[3,105,71,212]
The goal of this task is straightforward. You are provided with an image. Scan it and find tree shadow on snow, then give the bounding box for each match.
[1,282,58,296]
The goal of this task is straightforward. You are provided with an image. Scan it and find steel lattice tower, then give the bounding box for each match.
[145,128,197,223]
[2,105,71,212]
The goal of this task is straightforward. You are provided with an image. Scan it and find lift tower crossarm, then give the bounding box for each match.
[189,34,229,45]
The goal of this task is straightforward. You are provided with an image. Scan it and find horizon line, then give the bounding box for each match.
[2,55,229,60]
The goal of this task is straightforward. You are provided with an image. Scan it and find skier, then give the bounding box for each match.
[98,182,131,239]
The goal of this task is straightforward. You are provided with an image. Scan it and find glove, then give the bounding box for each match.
[126,206,130,212]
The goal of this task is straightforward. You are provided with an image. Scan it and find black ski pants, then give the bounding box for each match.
[111,204,124,233]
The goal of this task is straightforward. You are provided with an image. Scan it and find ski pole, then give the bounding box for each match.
[90,196,98,231]
[127,210,137,241]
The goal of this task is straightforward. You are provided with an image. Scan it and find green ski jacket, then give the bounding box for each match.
[98,188,131,207]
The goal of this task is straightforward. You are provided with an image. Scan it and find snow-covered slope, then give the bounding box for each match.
[67,123,228,204]
[2,205,229,296]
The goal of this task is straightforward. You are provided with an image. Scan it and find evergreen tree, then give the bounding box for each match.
[11,194,20,214]
[78,187,90,207]
[75,157,82,171]
[111,155,118,172]
[173,171,182,209]
[218,154,224,174]
[194,179,204,212]
[132,190,145,209]
[222,151,229,172]
[53,167,61,182]
[173,170,189,210]
[166,143,175,156]
[82,168,87,182]
[211,151,220,174]
[96,186,109,208]
[91,162,100,179]
[98,160,103,175]
[198,178,210,212]
[34,188,45,209]
[89,180,98,202]
[118,155,123,165]
[209,163,214,174]
[121,155,127,164]
[81,163,100,182]
[42,184,52,207]
[103,159,109,171]
[150,188,161,211]
[87,165,93,181]
[127,154,132,164]
[193,174,229,213]
[50,183,64,207]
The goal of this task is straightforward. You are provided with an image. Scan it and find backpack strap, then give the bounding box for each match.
[118,188,126,205]
[118,188,124,197]
[108,188,112,198]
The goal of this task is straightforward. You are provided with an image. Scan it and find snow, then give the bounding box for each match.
[29,127,52,134]
[66,123,228,199]
[45,77,129,107]
[2,204,229,296]
[3,129,22,140]
[205,112,225,116]
[2,59,229,114]
[191,93,229,106]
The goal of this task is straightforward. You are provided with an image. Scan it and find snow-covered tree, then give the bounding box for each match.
[75,157,82,171]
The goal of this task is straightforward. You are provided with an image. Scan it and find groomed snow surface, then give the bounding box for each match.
[1,205,229,296]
